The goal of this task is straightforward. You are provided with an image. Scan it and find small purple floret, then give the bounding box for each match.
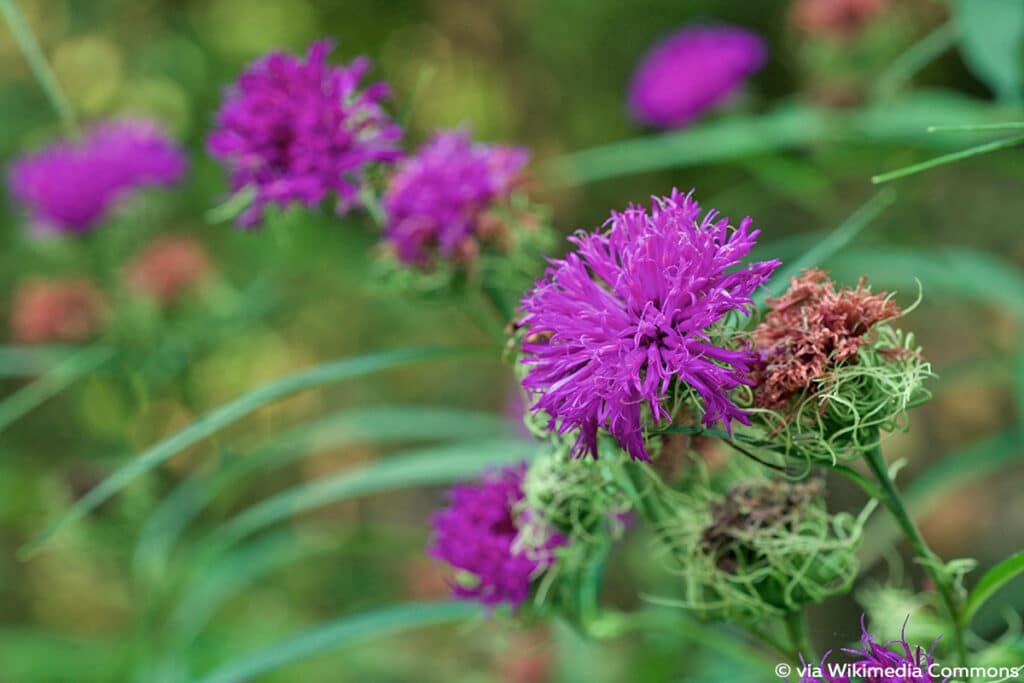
[797,615,948,683]
[382,130,528,264]
[519,189,779,461]
[428,463,564,609]
[7,119,186,234]
[207,39,402,227]
[628,25,767,129]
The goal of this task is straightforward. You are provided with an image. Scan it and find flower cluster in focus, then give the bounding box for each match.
[519,189,779,461]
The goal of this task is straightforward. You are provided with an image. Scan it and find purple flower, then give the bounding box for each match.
[382,130,528,264]
[797,616,947,683]
[7,119,186,234]
[428,463,565,609]
[519,189,779,461]
[628,25,767,129]
[207,40,402,227]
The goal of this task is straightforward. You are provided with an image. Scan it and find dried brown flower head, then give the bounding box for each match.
[700,477,825,573]
[752,268,900,410]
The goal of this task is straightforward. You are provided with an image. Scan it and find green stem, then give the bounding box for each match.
[872,134,1024,184]
[874,21,957,100]
[784,611,815,664]
[832,463,885,501]
[0,0,77,134]
[862,443,967,666]
[749,622,798,663]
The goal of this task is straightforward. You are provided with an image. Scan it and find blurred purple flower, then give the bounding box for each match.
[628,25,767,129]
[428,463,564,609]
[519,189,778,461]
[797,616,946,683]
[208,39,402,227]
[7,119,186,234]
[382,130,528,264]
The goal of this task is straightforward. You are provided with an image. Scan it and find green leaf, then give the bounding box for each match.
[0,345,114,435]
[189,602,480,683]
[543,93,1010,186]
[205,186,256,224]
[928,121,1024,132]
[20,346,491,557]
[874,22,958,99]
[133,406,516,579]
[954,0,1024,101]
[0,344,93,378]
[170,532,329,647]
[964,551,1024,625]
[205,437,534,549]
[761,189,896,304]
[543,105,827,186]
[824,246,1024,318]
[0,629,124,682]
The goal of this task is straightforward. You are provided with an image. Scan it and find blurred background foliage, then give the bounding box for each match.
[0,0,1023,681]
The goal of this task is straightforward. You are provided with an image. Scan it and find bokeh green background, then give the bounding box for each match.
[1,1,1023,681]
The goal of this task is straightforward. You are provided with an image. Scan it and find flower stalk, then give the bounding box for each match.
[0,0,78,135]
[861,441,967,667]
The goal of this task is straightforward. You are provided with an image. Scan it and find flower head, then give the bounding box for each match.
[797,615,945,683]
[382,130,528,264]
[519,190,779,461]
[126,235,212,304]
[753,268,901,410]
[7,119,186,234]
[208,40,402,227]
[628,26,767,129]
[10,278,107,344]
[428,463,565,609]
[790,0,891,40]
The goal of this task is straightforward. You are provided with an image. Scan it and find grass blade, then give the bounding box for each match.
[872,133,1024,183]
[0,0,77,133]
[133,406,516,579]
[543,105,827,186]
[874,22,958,99]
[189,602,480,683]
[761,189,896,304]
[170,532,328,646]
[206,438,534,549]
[0,345,97,378]
[928,121,1024,132]
[964,551,1024,625]
[0,346,114,435]
[544,93,1009,186]
[21,346,491,557]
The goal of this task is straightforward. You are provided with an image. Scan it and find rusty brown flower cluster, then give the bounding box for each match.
[126,235,212,304]
[789,0,890,40]
[10,278,107,344]
[752,268,901,410]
